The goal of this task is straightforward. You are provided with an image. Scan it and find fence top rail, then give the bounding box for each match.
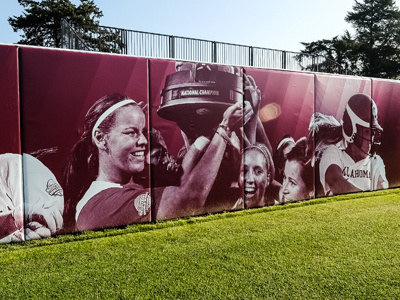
[91,22,305,54]
[61,19,352,75]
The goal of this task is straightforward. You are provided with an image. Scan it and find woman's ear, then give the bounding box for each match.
[266,173,271,186]
[93,130,107,151]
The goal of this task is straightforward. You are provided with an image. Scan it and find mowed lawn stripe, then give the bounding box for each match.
[0,189,399,299]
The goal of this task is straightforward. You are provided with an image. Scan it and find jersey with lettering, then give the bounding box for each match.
[0,153,24,243]
[76,181,151,231]
[319,144,388,195]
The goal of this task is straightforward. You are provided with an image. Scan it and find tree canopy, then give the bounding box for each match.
[299,0,400,78]
[9,0,122,53]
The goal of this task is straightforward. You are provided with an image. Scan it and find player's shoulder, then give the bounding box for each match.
[321,144,342,159]
[371,154,385,165]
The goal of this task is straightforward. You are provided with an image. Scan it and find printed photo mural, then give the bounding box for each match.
[149,60,244,220]
[242,68,315,206]
[0,43,399,243]
[19,47,151,235]
[0,45,24,243]
[313,74,388,197]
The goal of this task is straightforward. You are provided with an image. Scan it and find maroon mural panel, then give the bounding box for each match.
[20,47,151,235]
[0,45,21,154]
[243,68,315,206]
[149,59,244,220]
[0,44,24,243]
[314,74,381,197]
[372,78,400,189]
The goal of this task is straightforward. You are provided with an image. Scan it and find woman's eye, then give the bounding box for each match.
[125,129,139,136]
[255,169,263,176]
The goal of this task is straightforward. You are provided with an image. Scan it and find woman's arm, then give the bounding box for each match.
[156,102,243,220]
[179,137,209,183]
[242,74,272,153]
[325,164,361,195]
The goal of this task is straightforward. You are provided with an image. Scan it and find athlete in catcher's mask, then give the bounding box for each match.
[309,93,388,196]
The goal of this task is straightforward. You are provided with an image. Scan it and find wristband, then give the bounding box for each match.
[216,127,231,145]
[218,124,231,137]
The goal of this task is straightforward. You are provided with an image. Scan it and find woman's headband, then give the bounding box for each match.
[276,137,295,151]
[245,144,272,168]
[92,99,136,143]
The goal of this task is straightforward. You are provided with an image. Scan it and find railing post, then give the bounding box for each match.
[249,46,253,66]
[169,35,175,59]
[120,29,124,54]
[212,41,217,63]
[312,56,315,72]
[282,51,287,69]
[61,19,65,49]
[121,29,128,54]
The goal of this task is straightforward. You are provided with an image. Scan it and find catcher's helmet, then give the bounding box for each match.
[342,93,382,146]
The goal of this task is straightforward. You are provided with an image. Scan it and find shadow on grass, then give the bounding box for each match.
[2,187,399,251]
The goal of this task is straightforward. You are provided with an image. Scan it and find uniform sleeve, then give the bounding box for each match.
[0,154,24,242]
[371,155,388,190]
[319,145,344,195]
[76,186,151,231]
[22,154,64,218]
[22,154,64,235]
[0,154,23,213]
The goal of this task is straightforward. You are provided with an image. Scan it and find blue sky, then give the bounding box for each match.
[1,0,398,52]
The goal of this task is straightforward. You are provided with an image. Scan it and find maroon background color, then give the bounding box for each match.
[149,59,185,157]
[243,68,315,150]
[0,45,21,154]
[315,74,372,120]
[372,79,400,188]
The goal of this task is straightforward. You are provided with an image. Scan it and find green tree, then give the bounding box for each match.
[299,0,400,78]
[9,0,122,53]
[298,31,360,75]
[346,0,400,78]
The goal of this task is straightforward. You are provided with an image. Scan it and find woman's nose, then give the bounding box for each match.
[282,180,289,194]
[245,170,254,183]
[137,132,148,146]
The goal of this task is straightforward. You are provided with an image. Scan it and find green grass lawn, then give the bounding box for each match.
[1,189,399,299]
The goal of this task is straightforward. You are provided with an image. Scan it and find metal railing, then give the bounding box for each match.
[61,19,92,51]
[61,19,351,75]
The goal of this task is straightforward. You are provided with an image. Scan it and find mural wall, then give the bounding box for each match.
[0,43,397,243]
